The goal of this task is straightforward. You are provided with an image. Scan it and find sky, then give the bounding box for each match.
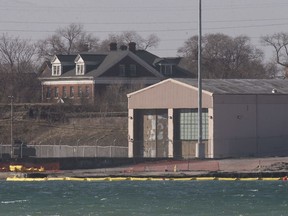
[1,0,288,60]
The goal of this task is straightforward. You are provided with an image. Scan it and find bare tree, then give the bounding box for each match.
[36,23,100,60]
[178,33,269,79]
[261,32,288,68]
[99,31,160,51]
[0,34,36,73]
[0,34,40,102]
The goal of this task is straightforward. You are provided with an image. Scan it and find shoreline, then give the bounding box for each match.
[2,156,288,180]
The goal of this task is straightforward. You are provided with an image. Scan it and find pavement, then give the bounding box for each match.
[2,156,288,179]
[46,156,288,178]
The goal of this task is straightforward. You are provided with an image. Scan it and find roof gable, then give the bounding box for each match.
[87,50,164,78]
[127,78,212,97]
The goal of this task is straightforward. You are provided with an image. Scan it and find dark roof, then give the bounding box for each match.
[134,50,159,65]
[78,53,107,63]
[41,49,193,79]
[56,54,77,62]
[175,78,288,94]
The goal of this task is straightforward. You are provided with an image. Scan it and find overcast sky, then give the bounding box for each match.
[1,0,288,60]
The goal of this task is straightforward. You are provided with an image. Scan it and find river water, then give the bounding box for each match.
[0,180,287,216]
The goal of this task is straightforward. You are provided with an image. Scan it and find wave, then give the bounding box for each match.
[1,200,28,204]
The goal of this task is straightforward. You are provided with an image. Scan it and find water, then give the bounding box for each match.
[0,181,287,216]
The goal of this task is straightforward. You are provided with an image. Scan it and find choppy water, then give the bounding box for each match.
[0,180,287,216]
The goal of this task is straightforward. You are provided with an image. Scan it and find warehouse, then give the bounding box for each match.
[127,78,288,158]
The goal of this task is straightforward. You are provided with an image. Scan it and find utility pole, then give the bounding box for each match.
[8,96,14,158]
[196,0,204,158]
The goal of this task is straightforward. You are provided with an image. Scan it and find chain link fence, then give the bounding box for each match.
[0,144,128,158]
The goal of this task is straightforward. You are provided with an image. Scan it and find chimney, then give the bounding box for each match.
[120,45,128,51]
[109,42,117,51]
[128,42,136,52]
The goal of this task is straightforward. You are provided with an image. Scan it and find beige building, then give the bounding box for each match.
[127,78,288,159]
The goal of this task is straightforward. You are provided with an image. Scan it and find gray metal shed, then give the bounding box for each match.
[127,78,288,158]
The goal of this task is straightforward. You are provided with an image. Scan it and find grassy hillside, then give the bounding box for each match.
[0,104,128,147]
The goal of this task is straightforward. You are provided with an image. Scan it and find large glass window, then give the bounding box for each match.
[179,108,208,140]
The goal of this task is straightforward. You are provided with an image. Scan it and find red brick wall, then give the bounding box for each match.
[43,83,94,103]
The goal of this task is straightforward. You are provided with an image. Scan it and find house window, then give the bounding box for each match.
[70,86,74,97]
[54,87,59,98]
[160,64,173,76]
[85,86,90,97]
[78,86,82,97]
[130,64,136,76]
[46,87,51,98]
[52,65,61,76]
[62,86,67,98]
[76,64,85,75]
[119,64,125,76]
[179,108,208,140]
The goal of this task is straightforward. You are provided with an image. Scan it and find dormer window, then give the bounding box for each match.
[130,64,136,76]
[160,64,173,76]
[76,63,85,75]
[119,64,126,76]
[52,64,61,76]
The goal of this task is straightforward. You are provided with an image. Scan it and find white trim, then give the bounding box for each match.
[75,56,85,75]
[128,109,134,158]
[76,63,85,75]
[168,108,174,158]
[52,64,61,76]
[42,80,94,85]
[51,56,60,64]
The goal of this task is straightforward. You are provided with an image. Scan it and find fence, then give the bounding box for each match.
[0,144,128,158]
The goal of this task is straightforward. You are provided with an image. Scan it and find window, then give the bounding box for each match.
[78,86,82,97]
[160,64,173,76]
[54,87,59,98]
[130,64,136,76]
[46,87,51,98]
[85,86,90,97]
[179,108,208,140]
[76,64,85,75]
[119,64,125,76]
[70,86,74,97]
[62,86,67,98]
[52,65,61,76]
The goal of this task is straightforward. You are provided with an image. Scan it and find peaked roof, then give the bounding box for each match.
[40,48,195,80]
[89,50,163,78]
[42,49,168,79]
